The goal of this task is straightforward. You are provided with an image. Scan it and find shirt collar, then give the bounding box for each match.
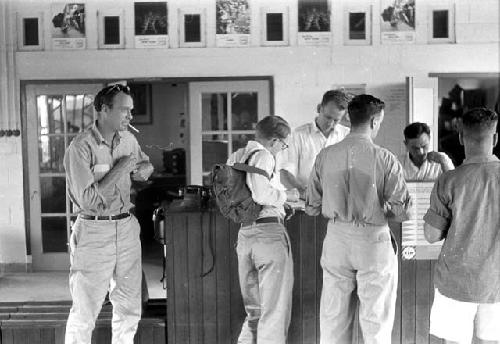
[90,125,122,147]
[345,132,372,141]
[312,117,341,137]
[462,155,499,165]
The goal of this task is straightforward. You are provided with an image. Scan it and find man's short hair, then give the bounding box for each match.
[94,84,131,112]
[347,94,385,127]
[255,115,290,140]
[321,90,351,110]
[404,122,431,140]
[462,107,498,139]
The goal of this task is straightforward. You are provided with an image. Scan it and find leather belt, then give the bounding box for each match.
[242,216,284,227]
[79,213,130,221]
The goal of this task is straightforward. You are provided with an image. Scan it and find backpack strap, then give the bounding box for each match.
[232,149,270,179]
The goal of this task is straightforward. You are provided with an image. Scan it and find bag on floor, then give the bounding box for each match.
[211,150,270,224]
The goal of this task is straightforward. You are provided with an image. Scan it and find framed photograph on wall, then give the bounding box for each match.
[297,0,331,46]
[216,0,251,47]
[428,4,455,44]
[97,10,125,49]
[134,2,169,48]
[344,5,371,45]
[50,3,86,49]
[17,12,44,51]
[380,0,416,44]
[178,8,206,48]
[129,83,152,125]
[260,6,289,46]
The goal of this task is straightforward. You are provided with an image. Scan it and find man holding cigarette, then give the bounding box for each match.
[63,84,153,343]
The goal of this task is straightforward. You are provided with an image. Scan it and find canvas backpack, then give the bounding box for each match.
[211,150,271,224]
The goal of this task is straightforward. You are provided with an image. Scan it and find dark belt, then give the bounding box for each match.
[242,216,283,227]
[79,213,130,221]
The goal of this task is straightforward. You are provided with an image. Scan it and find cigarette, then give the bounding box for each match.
[128,124,140,133]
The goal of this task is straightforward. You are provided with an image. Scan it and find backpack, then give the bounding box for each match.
[211,150,270,223]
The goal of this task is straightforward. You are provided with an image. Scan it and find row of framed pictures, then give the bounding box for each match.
[17,0,455,51]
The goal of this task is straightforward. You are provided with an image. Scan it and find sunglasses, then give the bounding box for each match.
[102,84,131,96]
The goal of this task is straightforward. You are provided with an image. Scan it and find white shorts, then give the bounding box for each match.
[430,288,500,343]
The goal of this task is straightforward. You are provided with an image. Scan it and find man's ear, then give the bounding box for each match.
[493,132,498,148]
[316,104,322,114]
[458,130,464,146]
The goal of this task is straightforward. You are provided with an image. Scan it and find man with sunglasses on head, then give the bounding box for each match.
[63,84,153,344]
[279,89,351,198]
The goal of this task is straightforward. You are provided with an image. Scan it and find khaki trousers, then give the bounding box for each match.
[236,223,294,344]
[320,221,398,344]
[65,215,142,344]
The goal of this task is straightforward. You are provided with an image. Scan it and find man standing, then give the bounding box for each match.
[280,90,350,196]
[399,122,454,180]
[424,108,500,344]
[306,95,411,344]
[64,84,154,344]
[227,116,298,344]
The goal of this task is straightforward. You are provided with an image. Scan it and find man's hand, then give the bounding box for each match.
[284,203,295,221]
[285,188,300,202]
[427,151,454,172]
[113,153,137,176]
[131,161,154,181]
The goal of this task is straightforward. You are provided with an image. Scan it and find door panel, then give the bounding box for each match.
[26,84,102,270]
[188,80,270,185]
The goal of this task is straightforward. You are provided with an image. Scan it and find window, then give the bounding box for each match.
[17,12,44,51]
[261,6,289,46]
[428,5,455,43]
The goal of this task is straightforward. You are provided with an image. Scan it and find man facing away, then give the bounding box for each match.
[226,115,299,344]
[63,84,154,344]
[424,107,500,344]
[306,94,411,344]
[280,90,350,197]
[399,122,454,180]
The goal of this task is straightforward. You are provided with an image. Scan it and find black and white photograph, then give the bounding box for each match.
[134,2,169,48]
[297,0,331,45]
[380,0,416,43]
[216,0,250,47]
[50,3,86,49]
[1,1,499,344]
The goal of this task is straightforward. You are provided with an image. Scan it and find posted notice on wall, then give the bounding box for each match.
[297,0,331,46]
[216,34,250,47]
[134,35,169,48]
[51,3,86,50]
[380,0,416,44]
[297,32,331,46]
[401,181,443,260]
[134,2,169,48]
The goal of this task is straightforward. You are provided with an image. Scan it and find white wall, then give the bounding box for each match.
[0,0,499,267]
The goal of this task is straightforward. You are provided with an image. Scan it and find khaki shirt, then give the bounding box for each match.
[64,126,150,215]
[424,155,500,303]
[279,119,350,189]
[306,133,411,225]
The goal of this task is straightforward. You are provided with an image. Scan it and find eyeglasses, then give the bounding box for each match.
[102,84,130,96]
[277,138,289,150]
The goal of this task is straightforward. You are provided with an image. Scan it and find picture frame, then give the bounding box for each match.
[17,12,44,51]
[260,6,289,46]
[134,1,169,48]
[129,83,152,125]
[97,9,125,49]
[343,5,371,45]
[178,8,206,48]
[428,4,455,44]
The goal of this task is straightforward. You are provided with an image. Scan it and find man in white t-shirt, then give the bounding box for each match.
[399,122,454,181]
[280,90,351,197]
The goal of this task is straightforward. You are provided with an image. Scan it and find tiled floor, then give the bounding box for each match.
[0,240,165,302]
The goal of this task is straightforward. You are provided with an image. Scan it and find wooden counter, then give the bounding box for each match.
[164,210,443,344]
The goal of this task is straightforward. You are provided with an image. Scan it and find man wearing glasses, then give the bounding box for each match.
[63,84,153,343]
[227,115,299,344]
[280,89,351,198]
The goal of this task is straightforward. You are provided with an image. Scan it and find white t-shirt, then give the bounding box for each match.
[279,119,350,188]
[398,153,453,181]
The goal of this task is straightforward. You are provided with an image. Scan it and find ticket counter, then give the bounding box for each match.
[163,208,440,344]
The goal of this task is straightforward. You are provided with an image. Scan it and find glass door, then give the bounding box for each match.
[188,80,271,185]
[26,84,102,270]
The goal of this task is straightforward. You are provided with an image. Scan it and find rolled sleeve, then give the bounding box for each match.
[423,178,450,231]
[305,152,323,216]
[384,154,411,222]
[64,143,107,212]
